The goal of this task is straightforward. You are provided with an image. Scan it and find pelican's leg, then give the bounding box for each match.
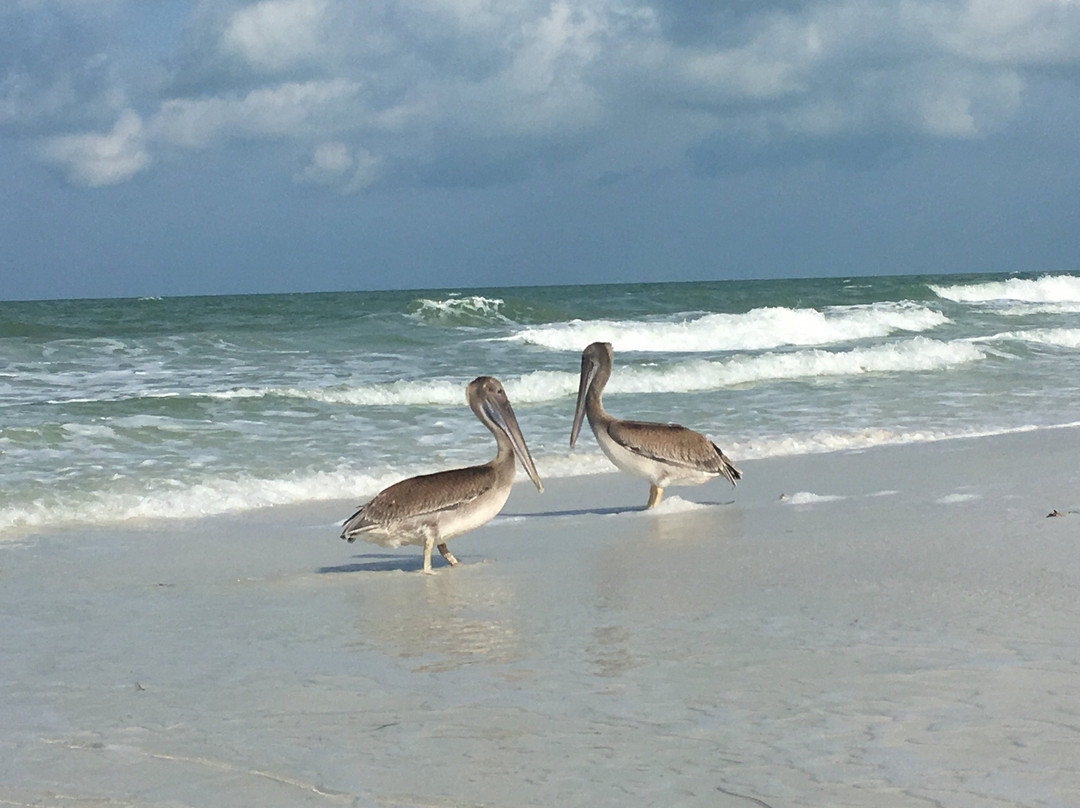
[422,535,436,574]
[437,543,459,566]
[647,484,664,509]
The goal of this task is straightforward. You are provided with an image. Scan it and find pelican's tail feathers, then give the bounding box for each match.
[341,506,377,542]
[712,444,742,486]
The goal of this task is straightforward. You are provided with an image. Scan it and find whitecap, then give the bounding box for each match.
[728,422,1052,461]
[205,378,466,407]
[60,423,118,439]
[509,302,948,353]
[211,337,985,409]
[995,303,1080,317]
[975,328,1080,350]
[621,338,984,392]
[407,295,513,325]
[930,274,1080,304]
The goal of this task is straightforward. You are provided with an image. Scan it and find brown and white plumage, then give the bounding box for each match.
[570,342,740,508]
[341,376,543,573]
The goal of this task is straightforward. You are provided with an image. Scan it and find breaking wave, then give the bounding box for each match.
[406,295,513,326]
[509,302,948,352]
[977,328,1080,350]
[205,337,985,408]
[930,274,1080,305]
[601,338,984,394]
[4,419,1069,536]
[206,379,468,407]
[0,468,403,535]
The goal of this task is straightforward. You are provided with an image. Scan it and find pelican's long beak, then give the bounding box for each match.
[484,396,544,493]
[570,355,599,448]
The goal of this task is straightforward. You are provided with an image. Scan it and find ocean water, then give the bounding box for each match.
[3,271,1080,535]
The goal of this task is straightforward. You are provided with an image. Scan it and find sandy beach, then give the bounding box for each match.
[2,427,1079,807]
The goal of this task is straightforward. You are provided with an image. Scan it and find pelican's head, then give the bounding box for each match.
[467,376,543,492]
[570,342,613,448]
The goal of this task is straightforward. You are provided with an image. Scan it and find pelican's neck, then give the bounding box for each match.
[585,364,613,429]
[485,421,518,480]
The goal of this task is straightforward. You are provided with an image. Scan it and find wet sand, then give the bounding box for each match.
[2,428,1079,807]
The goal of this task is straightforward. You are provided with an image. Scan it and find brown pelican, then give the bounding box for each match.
[341,376,543,573]
[570,342,741,508]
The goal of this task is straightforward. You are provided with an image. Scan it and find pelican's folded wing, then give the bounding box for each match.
[343,464,495,533]
[608,420,741,483]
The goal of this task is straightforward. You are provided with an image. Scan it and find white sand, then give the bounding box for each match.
[2,428,1080,807]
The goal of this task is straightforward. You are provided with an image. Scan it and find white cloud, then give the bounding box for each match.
[940,0,1080,64]
[478,0,607,135]
[909,65,1025,137]
[303,140,351,177]
[38,109,150,186]
[20,0,1080,188]
[650,0,1036,140]
[222,0,329,72]
[150,78,360,148]
[295,141,382,191]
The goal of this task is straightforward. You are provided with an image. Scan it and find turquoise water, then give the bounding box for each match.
[3,271,1080,534]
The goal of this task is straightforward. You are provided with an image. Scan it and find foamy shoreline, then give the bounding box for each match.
[5,419,1080,536]
[2,428,1079,806]
[7,273,1080,547]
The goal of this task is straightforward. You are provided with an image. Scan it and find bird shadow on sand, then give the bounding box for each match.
[507,498,734,519]
[317,553,456,574]
[318,500,737,574]
[506,504,642,519]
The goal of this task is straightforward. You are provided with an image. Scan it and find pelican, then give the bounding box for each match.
[341,376,543,573]
[570,342,741,508]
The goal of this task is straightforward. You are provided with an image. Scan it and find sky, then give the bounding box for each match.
[2,0,1080,301]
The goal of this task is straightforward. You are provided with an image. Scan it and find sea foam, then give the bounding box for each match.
[930,274,1080,304]
[200,337,986,409]
[977,328,1080,350]
[782,492,845,505]
[6,274,1077,539]
[2,421,1072,536]
[407,295,512,325]
[510,302,948,352]
[206,378,468,407]
[0,468,406,535]
[603,338,984,395]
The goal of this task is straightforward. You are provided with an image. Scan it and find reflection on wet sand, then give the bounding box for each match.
[591,502,744,615]
[587,623,638,678]
[344,565,522,673]
[586,502,745,678]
